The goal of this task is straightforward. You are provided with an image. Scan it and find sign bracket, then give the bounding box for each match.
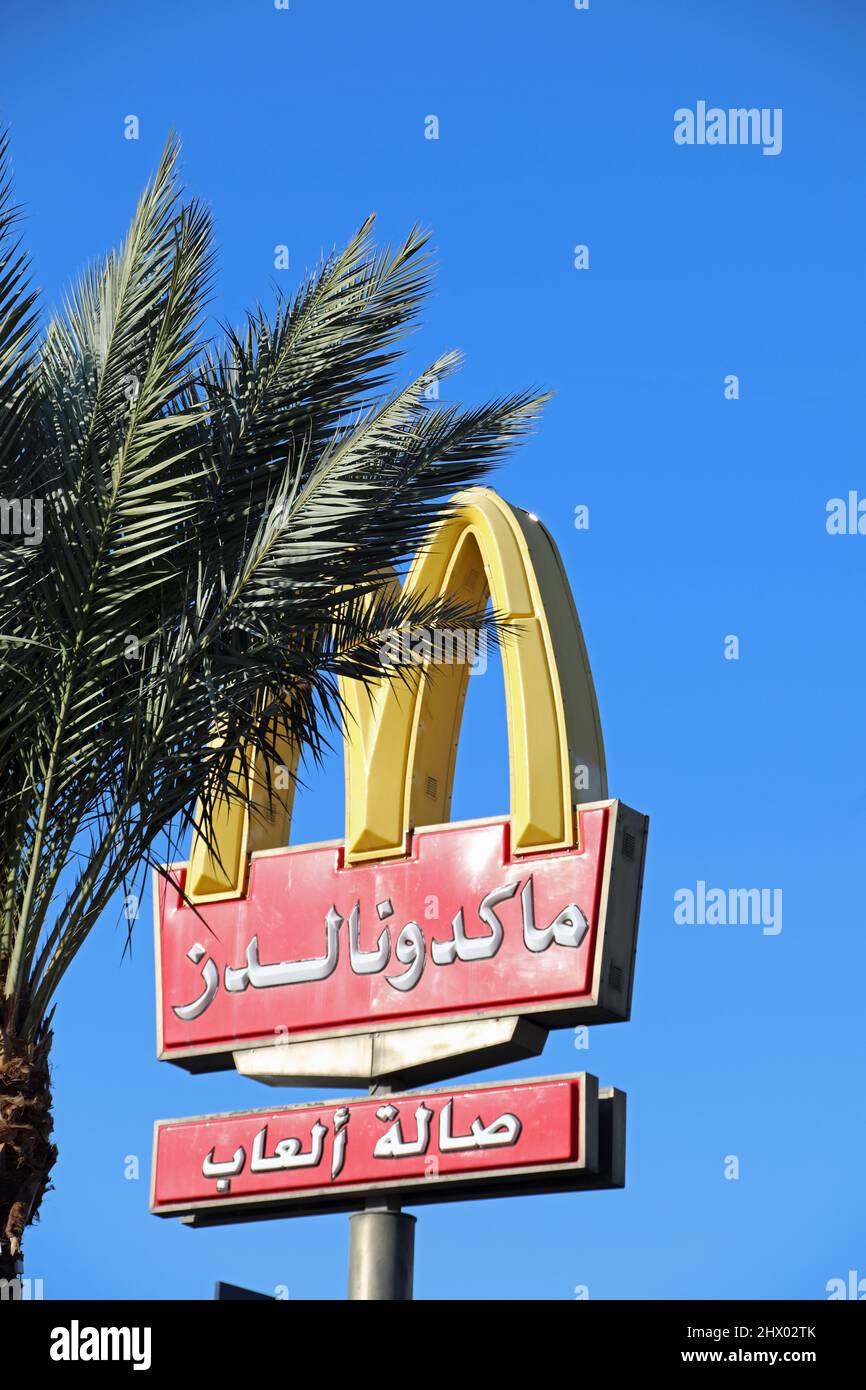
[233,1015,549,1090]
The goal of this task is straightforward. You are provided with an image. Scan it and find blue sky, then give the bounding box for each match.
[3,0,866,1299]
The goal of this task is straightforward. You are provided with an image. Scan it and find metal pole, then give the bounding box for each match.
[348,1203,416,1300]
[347,1084,416,1300]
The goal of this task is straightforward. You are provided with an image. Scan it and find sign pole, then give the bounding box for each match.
[347,1086,416,1301]
[347,1202,416,1301]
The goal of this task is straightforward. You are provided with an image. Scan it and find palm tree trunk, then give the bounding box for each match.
[0,1029,57,1273]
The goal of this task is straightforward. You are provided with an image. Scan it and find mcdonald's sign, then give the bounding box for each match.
[154,490,648,1077]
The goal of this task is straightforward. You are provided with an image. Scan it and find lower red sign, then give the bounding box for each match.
[151,1073,624,1222]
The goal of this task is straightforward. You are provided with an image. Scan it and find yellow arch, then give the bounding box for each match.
[185,727,298,903]
[186,487,606,897]
[341,488,605,861]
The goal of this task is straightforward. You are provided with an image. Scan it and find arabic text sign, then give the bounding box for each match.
[151,1074,608,1221]
[156,802,646,1069]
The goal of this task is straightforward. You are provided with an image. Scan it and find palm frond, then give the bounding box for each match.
[0,132,548,1040]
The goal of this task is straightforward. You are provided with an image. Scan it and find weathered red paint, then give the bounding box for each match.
[151,1074,599,1219]
[155,803,644,1069]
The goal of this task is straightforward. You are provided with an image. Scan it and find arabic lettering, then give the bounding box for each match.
[331,1107,350,1181]
[199,1095,526,1193]
[172,942,219,1021]
[224,906,341,992]
[385,921,426,992]
[173,878,589,1021]
[437,1098,522,1152]
[373,1102,435,1158]
[201,1115,334,1191]
[202,1144,245,1180]
[250,1121,327,1172]
[431,881,518,965]
[520,876,589,953]
[348,901,390,975]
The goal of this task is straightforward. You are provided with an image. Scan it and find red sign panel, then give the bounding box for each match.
[151,1073,623,1221]
[155,801,646,1069]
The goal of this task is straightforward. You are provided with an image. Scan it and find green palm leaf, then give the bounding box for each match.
[0,130,548,1263]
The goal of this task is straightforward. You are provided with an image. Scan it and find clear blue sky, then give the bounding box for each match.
[4,0,865,1299]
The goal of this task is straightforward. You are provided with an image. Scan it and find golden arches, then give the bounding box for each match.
[185,487,606,898]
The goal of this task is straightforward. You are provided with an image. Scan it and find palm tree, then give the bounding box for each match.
[0,132,547,1277]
